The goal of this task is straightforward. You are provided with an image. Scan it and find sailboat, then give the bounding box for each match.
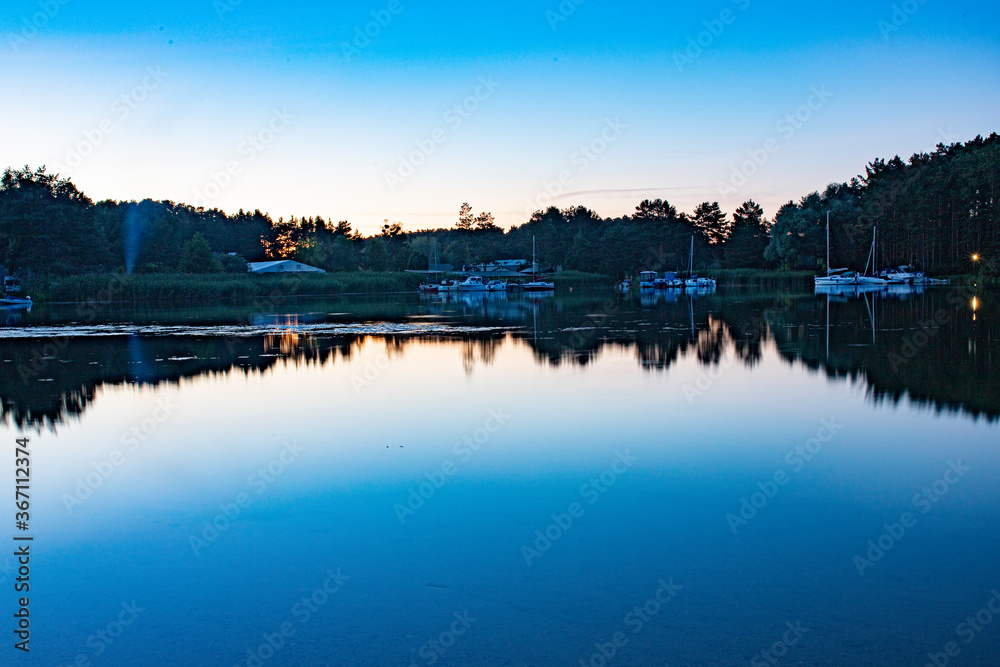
[522,237,555,292]
[814,212,861,287]
[857,226,888,286]
[684,236,716,290]
[418,239,444,293]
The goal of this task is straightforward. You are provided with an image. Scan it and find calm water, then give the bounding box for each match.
[2,287,999,666]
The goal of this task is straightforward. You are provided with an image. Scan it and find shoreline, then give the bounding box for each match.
[13,269,993,306]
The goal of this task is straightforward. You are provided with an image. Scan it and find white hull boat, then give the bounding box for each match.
[458,276,489,292]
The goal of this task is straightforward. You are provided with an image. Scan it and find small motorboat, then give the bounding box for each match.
[656,272,684,289]
[522,279,555,292]
[0,296,32,308]
[1,276,32,308]
[684,276,717,290]
[458,276,489,292]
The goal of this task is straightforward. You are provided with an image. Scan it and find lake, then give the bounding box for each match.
[2,286,998,666]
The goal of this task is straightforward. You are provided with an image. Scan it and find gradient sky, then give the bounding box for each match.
[2,1,998,233]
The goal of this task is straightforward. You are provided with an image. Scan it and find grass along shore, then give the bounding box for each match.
[30,272,423,304]
[23,269,989,304]
[27,270,612,304]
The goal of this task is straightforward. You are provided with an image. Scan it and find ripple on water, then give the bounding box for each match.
[0,322,516,340]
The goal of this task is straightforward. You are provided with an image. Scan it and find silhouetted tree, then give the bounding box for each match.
[692,201,730,245]
[725,200,769,268]
[456,203,474,230]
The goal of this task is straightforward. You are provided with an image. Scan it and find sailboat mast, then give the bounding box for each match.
[874,226,878,271]
[688,236,694,274]
[532,236,537,276]
[826,211,831,277]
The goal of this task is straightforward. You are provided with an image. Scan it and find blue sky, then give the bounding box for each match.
[2,0,998,233]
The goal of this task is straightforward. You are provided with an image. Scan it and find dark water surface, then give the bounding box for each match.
[1,287,998,666]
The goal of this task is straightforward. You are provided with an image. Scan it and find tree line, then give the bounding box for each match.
[1,133,996,279]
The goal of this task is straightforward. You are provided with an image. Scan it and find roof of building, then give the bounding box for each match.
[249,260,326,273]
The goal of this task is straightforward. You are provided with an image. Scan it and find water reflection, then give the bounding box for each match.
[0,288,994,428]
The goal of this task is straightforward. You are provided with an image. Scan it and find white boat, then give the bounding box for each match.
[815,269,861,286]
[654,272,683,289]
[1,276,32,307]
[618,279,632,291]
[521,237,555,292]
[879,265,949,286]
[486,280,508,292]
[858,227,888,286]
[814,213,868,286]
[684,237,716,290]
[685,277,717,290]
[816,213,849,285]
[457,276,490,292]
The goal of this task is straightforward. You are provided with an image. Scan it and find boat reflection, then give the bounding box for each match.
[815,283,929,300]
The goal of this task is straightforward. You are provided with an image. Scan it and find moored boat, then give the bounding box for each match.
[1,276,32,307]
[458,276,490,292]
[685,237,716,290]
[522,237,555,292]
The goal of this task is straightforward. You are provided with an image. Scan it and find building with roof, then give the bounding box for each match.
[248,260,326,274]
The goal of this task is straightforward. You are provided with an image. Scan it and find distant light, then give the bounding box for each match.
[972,297,978,311]
[972,254,980,262]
